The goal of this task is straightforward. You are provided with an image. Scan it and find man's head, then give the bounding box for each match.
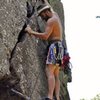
[37,4,51,21]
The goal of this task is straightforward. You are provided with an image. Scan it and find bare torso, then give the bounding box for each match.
[47,12,62,41]
[26,10,63,41]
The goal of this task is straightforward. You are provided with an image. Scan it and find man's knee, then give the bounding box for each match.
[55,76,60,82]
[45,67,54,79]
[48,74,55,80]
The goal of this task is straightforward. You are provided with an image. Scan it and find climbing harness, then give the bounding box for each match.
[46,41,64,66]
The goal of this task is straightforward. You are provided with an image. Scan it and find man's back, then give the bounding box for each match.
[47,12,62,41]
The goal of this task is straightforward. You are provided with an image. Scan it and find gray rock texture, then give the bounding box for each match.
[0,0,70,100]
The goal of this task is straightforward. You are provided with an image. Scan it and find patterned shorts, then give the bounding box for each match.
[46,41,64,66]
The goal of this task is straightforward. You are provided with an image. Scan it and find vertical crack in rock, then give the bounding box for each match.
[0,1,36,100]
[7,2,37,100]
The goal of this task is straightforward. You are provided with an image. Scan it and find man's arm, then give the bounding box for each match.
[25,19,53,40]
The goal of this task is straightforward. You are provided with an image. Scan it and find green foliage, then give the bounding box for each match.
[80,94,100,100]
[91,94,100,100]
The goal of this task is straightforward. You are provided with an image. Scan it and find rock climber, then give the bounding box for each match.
[25,0,63,100]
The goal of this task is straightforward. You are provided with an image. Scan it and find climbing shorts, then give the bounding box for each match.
[46,41,64,66]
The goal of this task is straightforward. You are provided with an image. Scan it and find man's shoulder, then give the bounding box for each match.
[47,17,55,24]
[48,14,58,22]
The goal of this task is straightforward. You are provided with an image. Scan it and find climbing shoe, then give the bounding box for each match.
[53,96,57,100]
[44,97,51,100]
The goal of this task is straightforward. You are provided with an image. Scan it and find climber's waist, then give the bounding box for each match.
[48,39,61,45]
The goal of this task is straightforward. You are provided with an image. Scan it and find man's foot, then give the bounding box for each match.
[45,97,51,100]
[42,97,51,100]
[53,96,57,100]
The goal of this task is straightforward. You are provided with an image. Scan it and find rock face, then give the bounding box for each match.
[0,0,70,100]
[0,0,26,80]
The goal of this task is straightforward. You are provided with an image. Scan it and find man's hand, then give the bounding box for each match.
[25,25,33,35]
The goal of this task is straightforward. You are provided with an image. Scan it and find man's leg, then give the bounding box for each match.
[45,64,56,99]
[54,66,60,100]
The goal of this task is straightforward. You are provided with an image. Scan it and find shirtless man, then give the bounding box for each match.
[25,0,63,100]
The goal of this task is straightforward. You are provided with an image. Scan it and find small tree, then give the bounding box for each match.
[91,94,100,100]
[80,99,87,100]
[80,94,100,100]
